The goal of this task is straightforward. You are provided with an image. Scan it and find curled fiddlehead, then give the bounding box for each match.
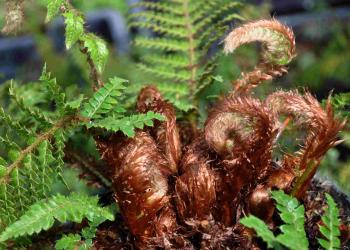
[137,86,182,173]
[265,91,345,198]
[224,19,296,93]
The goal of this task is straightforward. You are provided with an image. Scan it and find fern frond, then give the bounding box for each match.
[55,234,82,250]
[241,191,309,250]
[63,10,85,49]
[0,193,114,242]
[135,37,190,52]
[88,111,165,137]
[271,190,309,250]
[318,193,341,250]
[39,65,66,113]
[240,216,282,249]
[137,64,191,82]
[9,82,53,126]
[131,0,242,111]
[81,77,127,119]
[0,108,33,137]
[46,0,66,22]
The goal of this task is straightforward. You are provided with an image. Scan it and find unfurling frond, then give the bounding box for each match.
[137,86,182,173]
[224,19,296,93]
[97,132,177,246]
[265,91,345,198]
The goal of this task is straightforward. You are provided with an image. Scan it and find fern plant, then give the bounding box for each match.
[241,191,343,250]
[129,0,245,111]
[0,0,348,249]
[241,190,309,250]
[0,193,114,242]
[0,0,164,241]
[318,193,341,250]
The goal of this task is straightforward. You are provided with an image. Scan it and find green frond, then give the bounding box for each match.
[129,21,188,39]
[39,65,66,113]
[132,1,183,16]
[240,190,309,250]
[144,54,190,69]
[63,10,85,49]
[81,77,127,119]
[55,234,82,250]
[81,33,109,74]
[271,190,309,250]
[318,193,341,250]
[240,216,281,249]
[9,82,53,126]
[156,82,190,96]
[137,63,191,82]
[129,12,185,27]
[0,193,114,242]
[135,37,190,52]
[46,0,66,22]
[0,108,33,137]
[88,111,165,137]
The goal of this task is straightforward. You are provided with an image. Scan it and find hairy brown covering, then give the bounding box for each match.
[95,19,346,249]
[137,86,182,173]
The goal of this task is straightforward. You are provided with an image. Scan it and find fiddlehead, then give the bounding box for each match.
[224,19,296,93]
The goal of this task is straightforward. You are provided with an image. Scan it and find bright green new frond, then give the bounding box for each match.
[240,190,309,250]
[88,111,165,137]
[240,216,281,249]
[46,0,65,22]
[271,190,309,250]
[55,234,82,250]
[81,77,127,119]
[63,10,85,49]
[0,193,114,242]
[81,33,109,74]
[318,193,341,250]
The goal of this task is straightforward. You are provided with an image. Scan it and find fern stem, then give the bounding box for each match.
[291,158,321,199]
[183,0,197,95]
[0,115,81,185]
[61,0,104,90]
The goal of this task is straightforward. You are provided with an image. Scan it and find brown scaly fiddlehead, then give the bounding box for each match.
[137,86,182,174]
[266,91,346,199]
[224,19,296,94]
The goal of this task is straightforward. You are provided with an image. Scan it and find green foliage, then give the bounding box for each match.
[55,234,82,250]
[331,92,350,119]
[240,190,308,250]
[0,67,81,235]
[318,193,341,250]
[81,78,165,137]
[46,0,66,22]
[63,10,85,49]
[89,111,165,137]
[130,0,244,110]
[0,193,114,242]
[81,33,109,74]
[81,77,127,119]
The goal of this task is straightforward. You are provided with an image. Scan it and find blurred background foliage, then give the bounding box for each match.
[0,0,349,194]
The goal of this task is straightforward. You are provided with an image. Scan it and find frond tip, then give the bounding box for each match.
[224,19,296,65]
